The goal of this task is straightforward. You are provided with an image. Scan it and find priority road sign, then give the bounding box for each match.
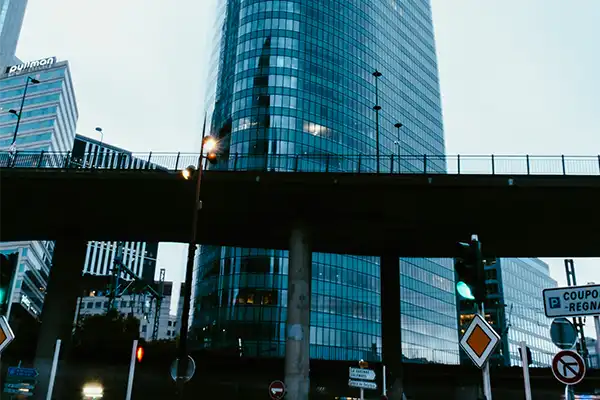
[268,380,286,400]
[543,284,600,318]
[552,350,586,385]
[0,315,15,354]
[459,314,501,369]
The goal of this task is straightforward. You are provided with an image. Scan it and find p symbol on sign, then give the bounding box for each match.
[549,297,561,309]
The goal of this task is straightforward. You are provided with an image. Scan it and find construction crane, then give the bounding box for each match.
[106,242,165,341]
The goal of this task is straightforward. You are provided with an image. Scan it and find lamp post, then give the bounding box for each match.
[9,76,40,149]
[393,122,403,173]
[176,117,217,398]
[372,70,382,173]
[95,127,104,144]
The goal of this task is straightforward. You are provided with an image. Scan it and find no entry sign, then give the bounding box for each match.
[269,380,286,400]
[552,350,586,385]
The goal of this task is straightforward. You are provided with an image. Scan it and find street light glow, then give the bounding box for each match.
[203,137,217,152]
[181,165,195,180]
[82,382,104,399]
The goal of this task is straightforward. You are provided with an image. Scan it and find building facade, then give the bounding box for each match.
[74,280,180,341]
[192,0,458,364]
[72,135,160,282]
[458,258,557,367]
[0,0,28,66]
[0,58,78,321]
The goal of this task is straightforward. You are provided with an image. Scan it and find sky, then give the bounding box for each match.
[15,0,599,335]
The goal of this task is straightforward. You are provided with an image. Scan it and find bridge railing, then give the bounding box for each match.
[1,151,600,176]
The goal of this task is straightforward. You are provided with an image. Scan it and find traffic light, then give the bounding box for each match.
[455,240,485,304]
[0,252,18,314]
[136,345,144,362]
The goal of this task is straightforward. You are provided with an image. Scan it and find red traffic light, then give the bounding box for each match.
[136,346,144,362]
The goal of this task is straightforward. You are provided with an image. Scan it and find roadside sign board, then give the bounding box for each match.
[348,379,377,390]
[349,367,376,381]
[459,314,501,369]
[7,367,39,379]
[543,284,600,318]
[268,380,286,400]
[550,318,578,350]
[552,350,586,385]
[0,315,15,354]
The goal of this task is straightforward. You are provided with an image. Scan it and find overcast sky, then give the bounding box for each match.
[16,0,599,334]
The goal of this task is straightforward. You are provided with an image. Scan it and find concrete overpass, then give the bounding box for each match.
[2,167,600,257]
[2,151,600,400]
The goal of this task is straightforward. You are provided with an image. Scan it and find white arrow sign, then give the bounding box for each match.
[271,388,283,394]
[348,379,377,390]
[349,367,376,380]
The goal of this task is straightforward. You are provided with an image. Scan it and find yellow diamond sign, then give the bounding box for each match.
[460,314,500,368]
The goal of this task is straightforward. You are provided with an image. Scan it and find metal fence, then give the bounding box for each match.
[2,151,600,176]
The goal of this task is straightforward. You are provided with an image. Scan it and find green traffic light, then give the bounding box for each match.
[456,281,475,300]
[0,287,6,304]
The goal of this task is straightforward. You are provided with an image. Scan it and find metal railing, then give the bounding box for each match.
[2,151,600,176]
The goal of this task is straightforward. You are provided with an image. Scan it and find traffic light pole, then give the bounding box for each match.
[472,236,492,400]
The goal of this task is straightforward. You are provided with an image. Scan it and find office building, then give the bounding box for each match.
[458,258,557,367]
[192,0,458,364]
[0,57,78,322]
[1,57,78,152]
[0,0,28,66]
[72,135,160,282]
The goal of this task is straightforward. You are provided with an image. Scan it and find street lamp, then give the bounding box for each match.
[9,76,40,149]
[372,70,382,173]
[176,122,218,398]
[95,127,104,144]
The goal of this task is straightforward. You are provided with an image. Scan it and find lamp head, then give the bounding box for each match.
[182,165,196,180]
[30,78,40,84]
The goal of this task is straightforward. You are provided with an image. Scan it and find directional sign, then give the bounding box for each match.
[7,367,39,379]
[459,314,501,369]
[550,318,578,350]
[543,284,600,318]
[348,379,377,390]
[349,367,376,381]
[268,380,286,400]
[552,350,586,385]
[0,316,15,354]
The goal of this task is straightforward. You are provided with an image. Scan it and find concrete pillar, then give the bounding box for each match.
[34,240,86,400]
[285,224,312,400]
[380,254,403,400]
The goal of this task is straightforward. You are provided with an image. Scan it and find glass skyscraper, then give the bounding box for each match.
[0,0,28,66]
[192,0,457,364]
[458,258,558,367]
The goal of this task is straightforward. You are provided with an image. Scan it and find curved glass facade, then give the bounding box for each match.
[192,0,458,364]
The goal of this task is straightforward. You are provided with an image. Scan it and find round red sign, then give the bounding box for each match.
[268,380,286,400]
[551,350,586,385]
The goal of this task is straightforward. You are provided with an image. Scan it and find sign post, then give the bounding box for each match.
[45,339,61,400]
[348,360,377,400]
[519,341,532,400]
[125,339,138,400]
[459,312,500,400]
